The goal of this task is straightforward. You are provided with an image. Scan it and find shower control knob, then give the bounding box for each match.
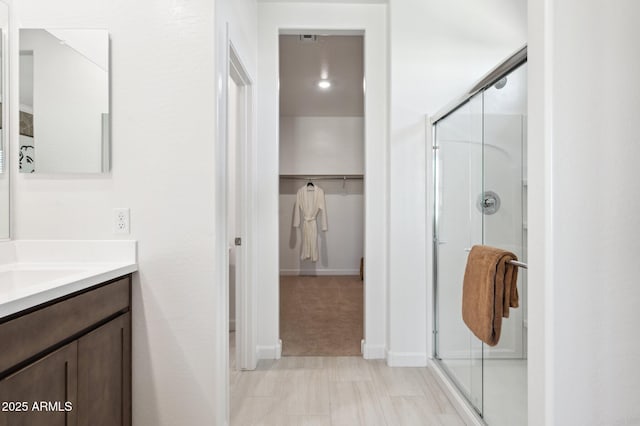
[477,191,501,215]
[482,198,496,207]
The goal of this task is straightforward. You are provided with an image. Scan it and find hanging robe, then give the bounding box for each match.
[293,184,328,262]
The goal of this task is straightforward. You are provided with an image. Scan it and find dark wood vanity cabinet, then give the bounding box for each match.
[78,313,131,426]
[0,275,132,426]
[0,342,78,426]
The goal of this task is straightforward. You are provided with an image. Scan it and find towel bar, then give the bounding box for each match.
[464,248,528,269]
[508,260,528,269]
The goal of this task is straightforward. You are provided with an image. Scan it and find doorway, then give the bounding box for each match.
[227,44,255,372]
[277,34,365,356]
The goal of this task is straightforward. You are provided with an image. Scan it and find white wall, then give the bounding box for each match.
[529,1,640,424]
[526,1,549,424]
[279,116,364,175]
[20,29,107,173]
[388,0,527,366]
[9,0,232,425]
[258,2,388,360]
[46,29,108,71]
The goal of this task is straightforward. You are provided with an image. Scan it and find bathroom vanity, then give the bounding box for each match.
[0,240,137,425]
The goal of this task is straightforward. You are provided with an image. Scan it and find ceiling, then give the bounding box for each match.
[279,35,363,117]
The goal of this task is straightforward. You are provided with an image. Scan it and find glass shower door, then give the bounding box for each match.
[481,63,528,426]
[433,54,528,425]
[434,94,484,413]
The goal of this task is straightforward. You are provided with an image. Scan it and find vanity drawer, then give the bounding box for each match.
[0,276,130,375]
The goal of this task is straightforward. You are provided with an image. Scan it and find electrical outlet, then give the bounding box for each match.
[113,208,130,234]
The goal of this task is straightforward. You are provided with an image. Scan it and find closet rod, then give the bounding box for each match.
[279,174,363,180]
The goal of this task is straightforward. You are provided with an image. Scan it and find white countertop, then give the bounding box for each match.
[0,240,137,318]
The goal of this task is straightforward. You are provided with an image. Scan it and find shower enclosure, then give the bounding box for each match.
[432,48,527,425]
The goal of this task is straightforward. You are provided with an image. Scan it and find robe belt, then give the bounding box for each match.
[304,216,316,222]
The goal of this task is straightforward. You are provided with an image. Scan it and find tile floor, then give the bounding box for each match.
[230,332,466,426]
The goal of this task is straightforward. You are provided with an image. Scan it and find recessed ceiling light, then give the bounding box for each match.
[318,80,331,89]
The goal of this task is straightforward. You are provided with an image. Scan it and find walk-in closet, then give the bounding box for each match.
[278,34,364,356]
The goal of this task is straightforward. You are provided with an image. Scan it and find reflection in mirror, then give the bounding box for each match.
[0,1,8,239]
[19,29,109,174]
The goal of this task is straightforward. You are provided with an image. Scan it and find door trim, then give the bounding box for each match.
[228,43,257,371]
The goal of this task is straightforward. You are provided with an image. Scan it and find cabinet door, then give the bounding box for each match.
[77,313,131,426]
[0,342,78,426]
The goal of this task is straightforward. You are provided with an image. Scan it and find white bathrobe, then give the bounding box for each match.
[293,184,328,262]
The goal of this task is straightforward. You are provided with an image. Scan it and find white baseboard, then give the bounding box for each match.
[279,269,360,276]
[362,340,386,359]
[229,318,236,332]
[386,350,428,367]
[257,339,282,360]
[429,360,483,426]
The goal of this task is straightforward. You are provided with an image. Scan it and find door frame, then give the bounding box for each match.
[215,21,258,424]
[276,29,367,357]
[255,3,389,362]
[227,43,257,372]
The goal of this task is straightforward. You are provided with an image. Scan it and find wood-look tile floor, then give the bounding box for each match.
[230,332,466,426]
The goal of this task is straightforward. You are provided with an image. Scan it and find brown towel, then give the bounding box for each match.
[462,245,519,346]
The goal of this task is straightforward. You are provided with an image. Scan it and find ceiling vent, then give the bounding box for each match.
[299,34,318,43]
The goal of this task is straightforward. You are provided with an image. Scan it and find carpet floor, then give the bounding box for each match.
[280,275,363,356]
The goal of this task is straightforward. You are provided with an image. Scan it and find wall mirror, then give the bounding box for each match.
[0,2,9,239]
[19,29,109,174]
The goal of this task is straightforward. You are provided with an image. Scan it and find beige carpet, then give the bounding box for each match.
[280,275,363,356]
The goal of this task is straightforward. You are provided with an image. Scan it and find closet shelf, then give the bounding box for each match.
[279,174,364,180]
